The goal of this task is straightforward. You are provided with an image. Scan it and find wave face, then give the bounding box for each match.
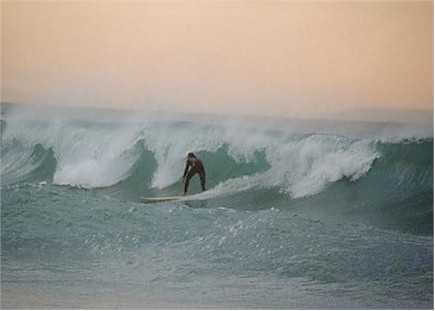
[1,105,433,234]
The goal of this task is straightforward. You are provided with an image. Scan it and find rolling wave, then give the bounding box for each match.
[1,112,432,230]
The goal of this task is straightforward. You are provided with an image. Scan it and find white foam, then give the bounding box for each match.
[2,107,383,192]
[278,136,380,198]
[138,118,382,198]
[52,126,141,188]
[3,112,141,188]
[199,135,380,199]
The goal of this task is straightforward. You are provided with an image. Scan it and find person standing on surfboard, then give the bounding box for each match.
[182,152,206,195]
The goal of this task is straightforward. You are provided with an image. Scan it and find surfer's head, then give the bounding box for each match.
[187,152,197,159]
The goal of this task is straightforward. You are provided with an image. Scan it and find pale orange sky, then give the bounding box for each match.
[1,1,433,119]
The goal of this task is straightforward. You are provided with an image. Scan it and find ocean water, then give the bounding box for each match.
[1,104,433,309]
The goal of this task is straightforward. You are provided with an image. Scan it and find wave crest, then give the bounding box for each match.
[3,116,430,200]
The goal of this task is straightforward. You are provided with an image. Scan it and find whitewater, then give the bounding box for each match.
[1,103,433,309]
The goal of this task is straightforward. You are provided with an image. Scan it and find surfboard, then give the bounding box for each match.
[141,189,213,204]
[141,196,186,203]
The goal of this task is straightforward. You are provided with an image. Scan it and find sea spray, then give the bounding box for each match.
[1,110,423,200]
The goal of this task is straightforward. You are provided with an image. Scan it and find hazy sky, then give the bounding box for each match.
[2,1,433,119]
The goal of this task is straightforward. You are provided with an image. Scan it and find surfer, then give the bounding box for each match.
[182,152,206,195]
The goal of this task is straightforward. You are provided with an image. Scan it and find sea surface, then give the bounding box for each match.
[1,104,433,309]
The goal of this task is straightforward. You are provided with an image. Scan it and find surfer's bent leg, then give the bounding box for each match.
[184,170,197,194]
[199,171,206,191]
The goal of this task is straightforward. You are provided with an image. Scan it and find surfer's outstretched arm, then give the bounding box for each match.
[181,161,191,195]
[182,161,190,179]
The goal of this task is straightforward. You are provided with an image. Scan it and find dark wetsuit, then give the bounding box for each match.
[183,158,206,193]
